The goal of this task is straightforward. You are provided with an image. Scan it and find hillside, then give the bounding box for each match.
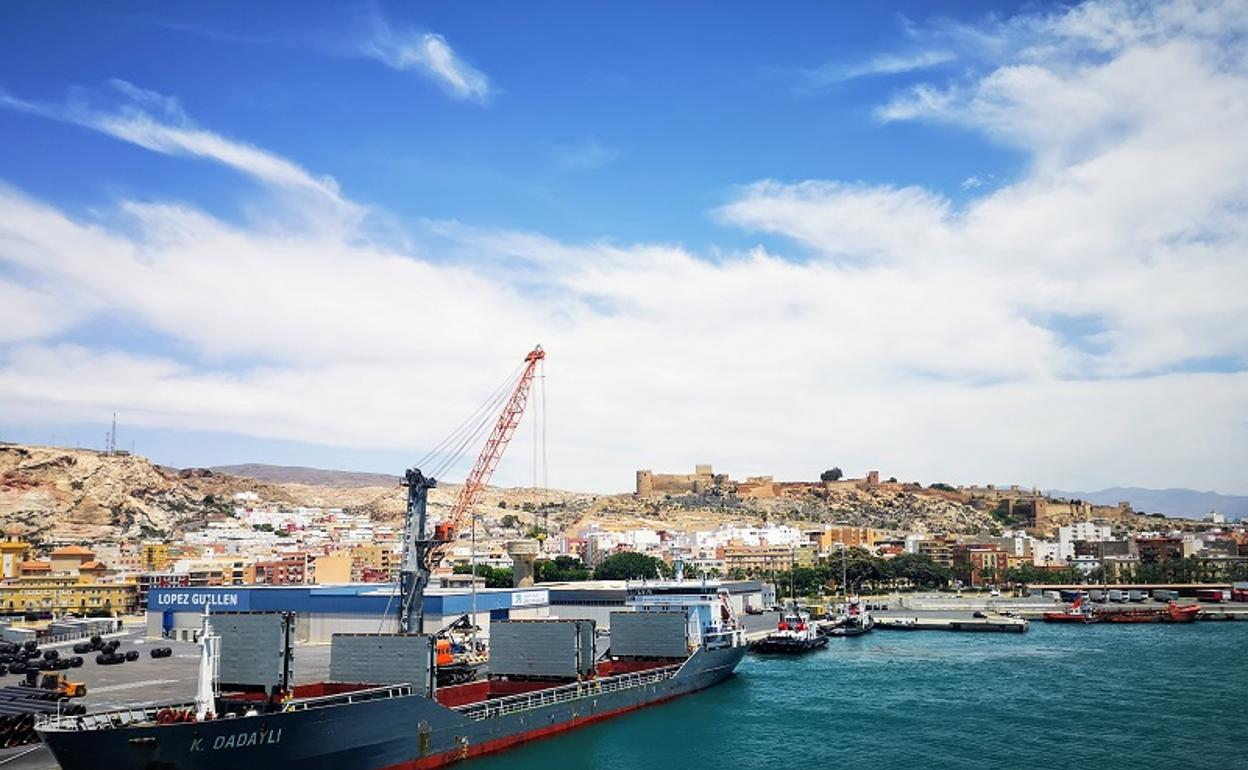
[2,443,1220,543]
[209,463,399,488]
[0,444,305,540]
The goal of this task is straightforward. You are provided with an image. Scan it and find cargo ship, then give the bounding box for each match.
[36,469,747,769]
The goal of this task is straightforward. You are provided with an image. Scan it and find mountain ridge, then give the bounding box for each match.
[208,463,400,488]
[1046,486,1246,520]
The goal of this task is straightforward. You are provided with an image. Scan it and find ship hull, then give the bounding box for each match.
[38,645,746,770]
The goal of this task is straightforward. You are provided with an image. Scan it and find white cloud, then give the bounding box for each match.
[362,20,491,103]
[0,81,358,224]
[805,49,956,86]
[1,1,1247,494]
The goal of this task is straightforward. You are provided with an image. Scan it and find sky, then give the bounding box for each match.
[1,1,1246,495]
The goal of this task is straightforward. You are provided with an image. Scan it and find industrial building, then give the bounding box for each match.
[147,584,551,643]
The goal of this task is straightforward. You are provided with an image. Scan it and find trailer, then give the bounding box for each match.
[1107,590,1126,603]
[1194,589,1226,603]
[1152,589,1179,602]
[1127,590,1146,602]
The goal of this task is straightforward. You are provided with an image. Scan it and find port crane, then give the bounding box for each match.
[399,345,546,636]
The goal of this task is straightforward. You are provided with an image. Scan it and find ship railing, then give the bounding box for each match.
[454,664,682,722]
[282,684,413,712]
[36,702,197,732]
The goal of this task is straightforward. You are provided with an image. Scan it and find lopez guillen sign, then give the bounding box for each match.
[150,589,250,612]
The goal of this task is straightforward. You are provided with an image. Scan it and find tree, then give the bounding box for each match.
[499,514,519,529]
[592,552,671,581]
[452,564,513,588]
[820,467,844,482]
[535,555,591,582]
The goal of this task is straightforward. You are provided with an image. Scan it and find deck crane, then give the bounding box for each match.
[399,345,546,636]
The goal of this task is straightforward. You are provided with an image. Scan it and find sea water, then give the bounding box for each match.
[469,623,1245,770]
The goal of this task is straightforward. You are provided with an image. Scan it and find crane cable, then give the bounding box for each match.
[413,361,525,474]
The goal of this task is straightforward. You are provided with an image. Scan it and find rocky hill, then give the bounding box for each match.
[566,484,999,536]
[0,443,1201,543]
[0,444,305,541]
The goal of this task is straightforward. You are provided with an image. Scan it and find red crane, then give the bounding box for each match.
[427,345,545,567]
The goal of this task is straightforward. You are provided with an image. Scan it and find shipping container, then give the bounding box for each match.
[488,619,596,679]
[330,634,431,693]
[609,612,688,658]
[216,612,294,691]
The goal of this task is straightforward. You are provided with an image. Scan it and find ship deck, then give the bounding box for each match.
[37,658,686,734]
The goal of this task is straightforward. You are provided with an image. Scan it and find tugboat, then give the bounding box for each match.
[825,597,874,637]
[749,606,828,653]
[1159,601,1201,623]
[1043,596,1101,624]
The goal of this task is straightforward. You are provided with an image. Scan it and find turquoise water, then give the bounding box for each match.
[469,624,1245,770]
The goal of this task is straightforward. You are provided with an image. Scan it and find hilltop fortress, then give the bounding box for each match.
[635,464,883,500]
[635,464,1136,535]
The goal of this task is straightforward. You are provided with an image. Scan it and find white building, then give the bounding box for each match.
[1058,521,1112,545]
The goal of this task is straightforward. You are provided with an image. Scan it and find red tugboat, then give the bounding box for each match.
[1159,601,1201,623]
[1043,596,1101,624]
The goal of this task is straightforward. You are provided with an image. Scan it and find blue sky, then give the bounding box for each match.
[1,1,1246,494]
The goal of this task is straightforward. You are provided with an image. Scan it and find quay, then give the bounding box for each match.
[874,614,1029,632]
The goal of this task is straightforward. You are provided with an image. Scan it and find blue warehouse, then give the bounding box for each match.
[146,584,551,643]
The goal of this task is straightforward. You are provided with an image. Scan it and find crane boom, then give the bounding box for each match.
[429,345,545,567]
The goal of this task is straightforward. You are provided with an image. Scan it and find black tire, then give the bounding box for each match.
[42,650,58,661]
[124,650,139,662]
[68,656,83,668]
[94,654,106,665]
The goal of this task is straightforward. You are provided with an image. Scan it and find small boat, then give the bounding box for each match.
[825,597,874,637]
[1158,601,1201,623]
[1043,596,1101,624]
[750,607,828,653]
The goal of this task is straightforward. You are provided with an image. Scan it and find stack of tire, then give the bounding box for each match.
[95,640,126,666]
[0,686,86,747]
[0,641,46,677]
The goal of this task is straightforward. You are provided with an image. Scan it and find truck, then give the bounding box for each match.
[1107,590,1126,603]
[1128,590,1146,602]
[1195,588,1226,603]
[1152,589,1179,602]
[1089,589,1106,602]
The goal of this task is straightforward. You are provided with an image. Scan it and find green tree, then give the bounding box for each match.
[592,551,671,581]
[820,467,844,482]
[452,564,513,588]
[535,555,591,582]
